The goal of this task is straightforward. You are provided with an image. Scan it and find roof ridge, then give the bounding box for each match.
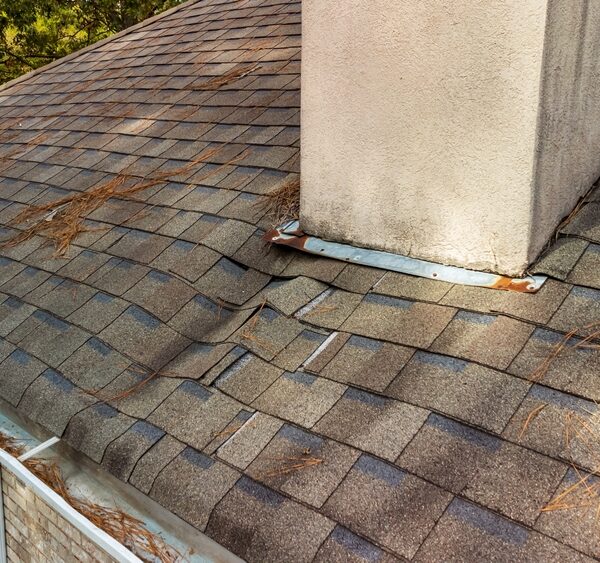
[0,0,201,95]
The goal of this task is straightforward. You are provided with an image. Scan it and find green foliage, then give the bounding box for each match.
[0,0,184,83]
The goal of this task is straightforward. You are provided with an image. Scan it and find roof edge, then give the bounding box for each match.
[0,0,199,95]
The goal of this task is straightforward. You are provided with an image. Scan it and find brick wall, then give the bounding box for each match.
[1,467,119,563]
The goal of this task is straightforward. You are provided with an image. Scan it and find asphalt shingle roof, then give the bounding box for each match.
[0,0,599,561]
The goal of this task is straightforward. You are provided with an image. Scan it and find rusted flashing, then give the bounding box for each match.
[264,221,547,293]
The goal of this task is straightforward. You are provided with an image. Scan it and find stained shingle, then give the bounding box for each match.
[342,294,455,348]
[415,498,591,563]
[398,413,567,525]
[387,351,530,433]
[323,454,452,560]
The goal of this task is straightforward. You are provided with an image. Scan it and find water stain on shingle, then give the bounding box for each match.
[283,370,316,386]
[86,337,112,357]
[236,476,284,507]
[179,380,212,402]
[343,387,387,408]
[427,413,501,452]
[278,423,323,450]
[43,369,75,392]
[447,498,529,546]
[347,335,383,352]
[414,351,467,373]
[126,306,161,329]
[355,455,405,486]
[455,310,496,325]
[11,349,31,366]
[329,526,382,563]
[363,293,413,309]
[181,446,215,469]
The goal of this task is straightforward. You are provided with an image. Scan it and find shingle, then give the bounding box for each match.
[177,185,237,213]
[440,279,571,324]
[64,403,135,462]
[102,421,165,481]
[97,367,181,419]
[0,257,25,287]
[233,307,304,360]
[261,277,328,316]
[168,294,253,342]
[536,469,600,558]
[373,272,453,302]
[99,306,190,370]
[318,335,414,392]
[323,454,452,560]
[56,249,112,281]
[331,264,386,294]
[129,434,186,494]
[398,413,567,525]
[199,218,256,256]
[253,371,346,428]
[0,296,35,337]
[502,384,598,470]
[157,210,202,237]
[1,265,50,297]
[387,351,530,433]
[295,289,363,329]
[25,277,96,317]
[150,448,239,531]
[164,342,234,380]
[206,476,335,563]
[247,423,359,508]
[549,286,600,333]
[533,237,589,280]
[567,243,600,289]
[282,253,346,284]
[86,257,149,295]
[341,294,456,348]
[561,202,600,242]
[415,498,591,563]
[220,192,265,224]
[314,388,428,461]
[22,244,83,273]
[430,311,535,370]
[314,526,401,563]
[179,213,227,243]
[148,381,244,450]
[58,337,128,389]
[67,291,129,333]
[0,348,46,406]
[272,329,328,372]
[151,239,220,282]
[17,311,89,368]
[123,270,196,321]
[107,229,172,263]
[232,230,294,274]
[508,328,600,402]
[217,412,283,470]
[19,369,96,435]
[214,353,282,403]
[195,258,270,305]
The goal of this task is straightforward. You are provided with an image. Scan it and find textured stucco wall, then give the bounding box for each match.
[301,1,600,275]
[532,0,600,259]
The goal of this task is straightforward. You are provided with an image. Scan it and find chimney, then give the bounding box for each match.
[300,1,600,276]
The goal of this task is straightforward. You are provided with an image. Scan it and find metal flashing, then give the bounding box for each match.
[264,221,547,293]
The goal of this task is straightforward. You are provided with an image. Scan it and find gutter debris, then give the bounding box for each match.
[264,221,547,293]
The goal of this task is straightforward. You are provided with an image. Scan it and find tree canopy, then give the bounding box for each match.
[0,0,184,83]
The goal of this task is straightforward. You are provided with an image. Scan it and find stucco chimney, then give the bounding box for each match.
[300,1,600,276]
